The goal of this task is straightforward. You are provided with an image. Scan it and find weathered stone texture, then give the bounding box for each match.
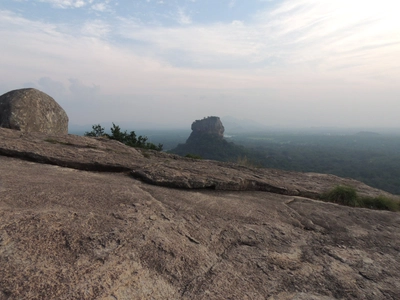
[0,128,400,299]
[0,88,68,134]
[0,127,391,198]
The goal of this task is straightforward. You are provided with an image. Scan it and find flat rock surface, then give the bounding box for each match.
[1,156,400,299]
[0,128,392,198]
[1,128,400,299]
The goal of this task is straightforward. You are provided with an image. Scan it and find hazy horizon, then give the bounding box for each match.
[1,0,399,129]
[68,115,400,136]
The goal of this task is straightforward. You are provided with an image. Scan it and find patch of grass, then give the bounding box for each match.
[358,195,400,211]
[322,185,359,207]
[321,185,400,211]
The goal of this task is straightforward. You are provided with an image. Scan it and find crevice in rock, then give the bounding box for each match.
[359,271,374,281]
[130,170,218,190]
[0,148,131,172]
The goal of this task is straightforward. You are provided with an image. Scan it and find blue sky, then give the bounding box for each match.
[1,0,399,129]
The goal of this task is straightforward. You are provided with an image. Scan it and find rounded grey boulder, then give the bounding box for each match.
[0,88,68,134]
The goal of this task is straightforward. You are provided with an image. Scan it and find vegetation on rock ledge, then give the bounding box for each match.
[85,123,163,151]
[321,185,400,211]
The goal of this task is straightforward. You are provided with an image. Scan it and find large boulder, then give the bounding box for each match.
[0,88,68,134]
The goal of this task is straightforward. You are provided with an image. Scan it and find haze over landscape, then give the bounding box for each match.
[3,2,400,298]
[1,0,399,129]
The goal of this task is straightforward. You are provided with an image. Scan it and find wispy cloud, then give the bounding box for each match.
[176,7,192,25]
[1,0,400,127]
[38,0,114,11]
[115,0,400,84]
[91,2,107,12]
[3,0,400,84]
[262,0,400,79]
[81,19,110,37]
[39,0,87,9]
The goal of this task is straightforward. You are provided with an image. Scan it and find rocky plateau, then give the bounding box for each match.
[0,127,400,300]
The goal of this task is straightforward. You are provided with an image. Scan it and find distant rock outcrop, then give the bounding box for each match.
[0,88,68,134]
[171,116,248,160]
[188,116,225,141]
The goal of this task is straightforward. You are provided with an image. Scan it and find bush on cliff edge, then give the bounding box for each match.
[85,123,163,151]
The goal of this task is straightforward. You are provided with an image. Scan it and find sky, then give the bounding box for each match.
[0,0,399,129]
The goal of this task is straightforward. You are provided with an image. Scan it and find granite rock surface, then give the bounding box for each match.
[0,88,68,134]
[0,128,399,299]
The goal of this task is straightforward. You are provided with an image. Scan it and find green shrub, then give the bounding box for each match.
[321,185,359,206]
[84,124,106,137]
[85,123,163,151]
[358,195,400,211]
[321,185,400,211]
